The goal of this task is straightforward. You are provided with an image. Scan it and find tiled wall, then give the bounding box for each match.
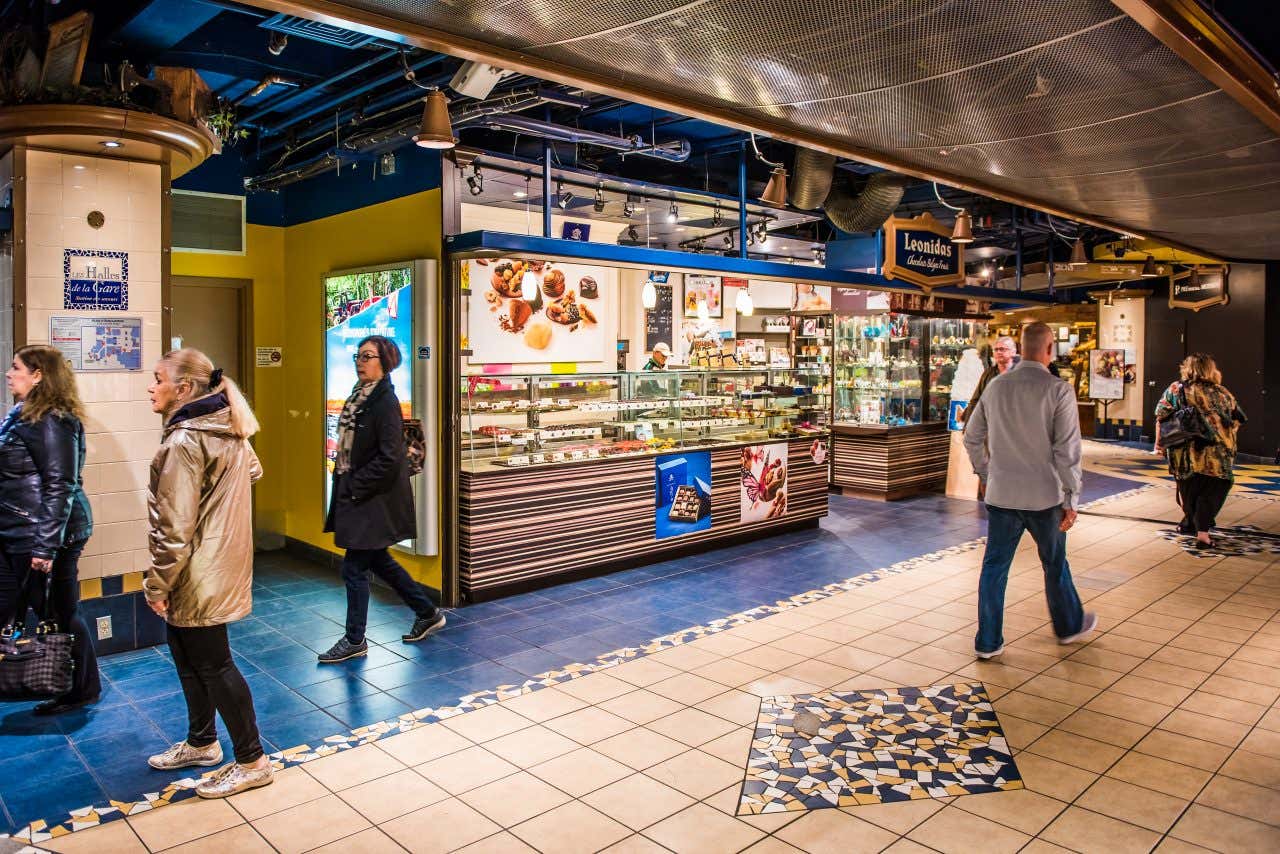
[21,150,164,583]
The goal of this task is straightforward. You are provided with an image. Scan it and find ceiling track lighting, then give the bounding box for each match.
[593,182,606,214]
[627,224,640,242]
[465,165,484,196]
[267,31,288,56]
[667,200,679,223]
[712,202,723,228]
[623,200,635,218]
[556,181,573,210]
[723,233,734,250]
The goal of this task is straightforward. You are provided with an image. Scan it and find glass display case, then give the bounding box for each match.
[461,369,828,470]
[776,313,833,432]
[834,312,925,426]
[926,318,988,422]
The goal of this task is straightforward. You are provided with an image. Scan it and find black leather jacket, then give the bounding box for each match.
[0,408,93,557]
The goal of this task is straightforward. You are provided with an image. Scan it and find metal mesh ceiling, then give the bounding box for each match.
[327,0,1278,259]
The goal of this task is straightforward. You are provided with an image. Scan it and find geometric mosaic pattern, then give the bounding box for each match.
[738,682,1022,815]
[1086,455,1280,497]
[1159,524,1280,559]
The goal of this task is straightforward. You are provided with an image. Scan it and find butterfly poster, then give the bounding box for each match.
[740,443,789,523]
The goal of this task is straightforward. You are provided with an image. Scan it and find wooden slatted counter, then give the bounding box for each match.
[832,422,949,500]
[459,437,830,600]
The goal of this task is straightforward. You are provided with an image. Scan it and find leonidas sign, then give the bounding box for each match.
[1170,266,1229,312]
[882,212,964,290]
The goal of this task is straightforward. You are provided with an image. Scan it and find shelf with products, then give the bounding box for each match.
[926,318,988,423]
[461,369,828,471]
[833,312,925,427]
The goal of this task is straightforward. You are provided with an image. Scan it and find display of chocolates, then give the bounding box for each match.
[667,484,704,523]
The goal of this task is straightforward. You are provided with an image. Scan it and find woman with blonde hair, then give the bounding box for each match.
[142,348,273,798]
[1155,353,1246,549]
[0,345,96,714]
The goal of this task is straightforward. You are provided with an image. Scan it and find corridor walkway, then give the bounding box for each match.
[4,444,1278,853]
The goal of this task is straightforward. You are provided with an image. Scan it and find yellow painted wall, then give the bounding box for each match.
[171,191,444,590]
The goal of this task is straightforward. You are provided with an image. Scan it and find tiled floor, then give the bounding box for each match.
[5,444,1280,852]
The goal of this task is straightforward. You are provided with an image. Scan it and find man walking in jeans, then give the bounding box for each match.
[962,322,1097,659]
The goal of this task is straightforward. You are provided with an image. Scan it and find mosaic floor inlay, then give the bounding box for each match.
[738,682,1023,815]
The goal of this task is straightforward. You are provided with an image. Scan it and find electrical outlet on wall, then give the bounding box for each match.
[96,616,112,640]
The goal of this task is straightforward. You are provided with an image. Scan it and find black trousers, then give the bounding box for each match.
[342,548,438,645]
[1177,474,1232,534]
[167,623,264,765]
[0,542,101,702]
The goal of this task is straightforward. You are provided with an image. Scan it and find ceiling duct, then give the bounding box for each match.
[790,148,837,211]
[457,114,691,163]
[824,173,914,234]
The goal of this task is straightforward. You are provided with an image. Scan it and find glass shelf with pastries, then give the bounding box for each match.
[780,313,833,431]
[925,318,988,423]
[833,312,925,427]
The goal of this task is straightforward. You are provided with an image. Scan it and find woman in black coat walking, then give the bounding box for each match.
[319,336,444,663]
[0,345,98,714]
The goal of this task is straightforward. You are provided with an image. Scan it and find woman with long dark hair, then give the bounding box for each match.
[143,348,273,798]
[0,345,97,714]
[1155,353,1247,549]
[319,335,443,664]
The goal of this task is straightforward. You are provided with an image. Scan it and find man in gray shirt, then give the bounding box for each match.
[962,321,1097,658]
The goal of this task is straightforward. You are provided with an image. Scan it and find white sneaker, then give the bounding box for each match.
[975,646,1004,660]
[148,740,224,770]
[1058,612,1099,645]
[195,761,274,799]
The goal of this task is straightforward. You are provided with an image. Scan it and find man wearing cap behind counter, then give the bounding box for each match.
[643,342,671,371]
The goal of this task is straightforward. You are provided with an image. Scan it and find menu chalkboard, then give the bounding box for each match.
[645,283,673,353]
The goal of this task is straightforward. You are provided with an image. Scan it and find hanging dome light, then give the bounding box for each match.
[642,279,657,309]
[1140,255,1160,278]
[1069,238,1088,266]
[950,210,974,244]
[413,90,456,149]
[736,288,754,316]
[759,166,788,208]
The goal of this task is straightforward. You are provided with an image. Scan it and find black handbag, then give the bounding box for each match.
[0,574,73,700]
[1159,383,1215,449]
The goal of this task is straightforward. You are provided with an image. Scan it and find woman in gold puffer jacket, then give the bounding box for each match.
[141,348,274,800]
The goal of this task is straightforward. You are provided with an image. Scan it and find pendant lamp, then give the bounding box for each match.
[1140,255,1159,278]
[736,288,754,316]
[642,279,657,309]
[1069,238,1087,266]
[759,166,788,208]
[950,210,974,244]
[413,90,456,149]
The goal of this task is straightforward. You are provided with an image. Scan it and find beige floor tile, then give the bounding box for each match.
[600,835,675,854]
[1240,727,1280,759]
[866,659,950,687]
[1153,838,1217,854]
[701,784,799,833]
[773,807,899,853]
[766,632,840,658]
[593,727,689,770]
[1018,673,1104,707]
[1170,804,1280,851]
[900,645,976,674]
[778,659,858,688]
[954,660,1038,690]
[582,773,696,831]
[997,713,1049,750]
[1167,633,1241,659]
[1259,707,1280,733]
[646,644,722,671]
[528,746,633,797]
[685,633,759,658]
[1084,689,1175,726]
[992,691,1077,727]
[839,797,947,835]
[251,793,372,854]
[1137,729,1234,770]
[697,690,763,726]
[806,620,875,644]
[1026,730,1126,773]
[608,657,685,688]
[1014,748,1097,804]
[734,645,807,672]
[496,686,589,723]
[163,823,274,853]
[1106,752,1213,800]
[376,722,474,766]
[1056,709,1152,748]
[1106,674,1194,707]
[40,818,147,853]
[1129,660,1209,690]
[303,742,405,791]
[381,798,501,854]
[556,672,636,704]
[452,831,537,853]
[441,704,532,743]
[415,745,519,795]
[458,770,571,828]
[700,726,754,766]
[1195,775,1280,826]
[692,657,771,688]
[907,805,1031,854]
[815,646,892,673]
[851,633,922,658]
[510,800,632,854]
[308,828,406,853]
[645,749,745,800]
[227,765,328,821]
[1219,749,1280,790]
[1197,674,1280,707]
[1040,805,1161,853]
[741,675,822,698]
[743,839,805,853]
[598,689,686,725]
[642,803,765,853]
[1179,690,1268,726]
[646,706,739,747]
[543,706,637,745]
[649,672,732,705]
[1157,709,1251,747]
[338,767,449,824]
[1020,841,1075,854]
[951,788,1067,835]
[127,797,242,852]
[1076,777,1188,832]
[1066,646,1146,675]
[481,724,580,768]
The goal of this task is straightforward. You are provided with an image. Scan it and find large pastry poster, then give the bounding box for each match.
[465,258,614,364]
[740,443,788,523]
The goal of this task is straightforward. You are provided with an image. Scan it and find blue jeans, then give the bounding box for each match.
[342,548,438,644]
[976,504,1084,653]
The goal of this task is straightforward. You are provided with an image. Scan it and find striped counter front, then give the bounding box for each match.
[459,437,830,599]
[832,422,949,500]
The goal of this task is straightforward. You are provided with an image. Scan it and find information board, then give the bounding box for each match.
[50,315,143,371]
[644,283,673,353]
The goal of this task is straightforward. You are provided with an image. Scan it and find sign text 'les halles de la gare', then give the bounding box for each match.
[63,248,128,310]
[881,212,964,291]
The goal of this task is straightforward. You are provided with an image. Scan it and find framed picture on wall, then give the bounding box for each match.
[684,275,722,318]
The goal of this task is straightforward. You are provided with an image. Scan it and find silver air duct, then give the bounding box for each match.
[790,148,836,210]
[824,172,913,234]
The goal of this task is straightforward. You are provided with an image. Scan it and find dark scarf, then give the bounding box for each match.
[169,393,229,427]
[336,381,378,474]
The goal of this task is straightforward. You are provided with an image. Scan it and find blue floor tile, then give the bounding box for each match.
[3,771,105,833]
[73,724,169,769]
[360,659,436,691]
[455,632,536,660]
[386,676,471,710]
[294,675,381,708]
[253,708,345,749]
[497,647,579,677]
[324,692,413,728]
[443,661,528,692]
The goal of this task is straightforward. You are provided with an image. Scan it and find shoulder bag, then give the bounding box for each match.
[0,574,74,700]
[1158,383,1214,449]
[403,417,426,477]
